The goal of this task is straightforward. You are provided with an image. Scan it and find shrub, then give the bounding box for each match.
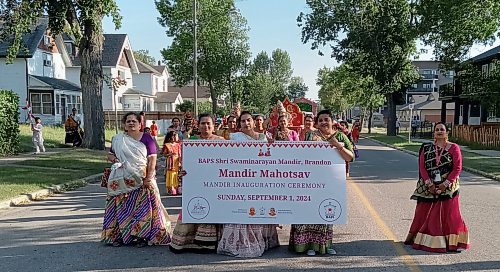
[0,90,20,156]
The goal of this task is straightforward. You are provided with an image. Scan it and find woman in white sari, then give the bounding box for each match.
[102,112,171,247]
[217,111,280,257]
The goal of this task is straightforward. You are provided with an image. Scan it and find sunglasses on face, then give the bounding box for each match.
[435,128,446,132]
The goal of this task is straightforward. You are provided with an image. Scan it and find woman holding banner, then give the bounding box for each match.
[289,109,354,256]
[217,111,280,257]
[170,113,225,253]
[102,112,171,247]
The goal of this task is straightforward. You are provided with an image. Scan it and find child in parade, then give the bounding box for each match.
[32,117,45,154]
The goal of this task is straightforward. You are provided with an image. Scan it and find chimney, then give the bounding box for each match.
[158,60,161,66]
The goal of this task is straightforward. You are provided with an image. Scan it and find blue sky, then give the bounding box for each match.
[103,0,500,100]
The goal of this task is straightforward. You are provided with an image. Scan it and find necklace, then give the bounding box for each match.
[199,134,214,139]
[243,131,259,140]
[318,129,334,141]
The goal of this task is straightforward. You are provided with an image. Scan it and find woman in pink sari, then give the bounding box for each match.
[273,115,299,141]
[405,122,469,252]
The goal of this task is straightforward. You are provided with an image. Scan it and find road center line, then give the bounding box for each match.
[349,179,422,272]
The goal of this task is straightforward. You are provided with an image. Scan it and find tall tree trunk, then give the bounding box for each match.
[368,106,373,134]
[386,92,397,136]
[209,80,217,114]
[80,19,105,150]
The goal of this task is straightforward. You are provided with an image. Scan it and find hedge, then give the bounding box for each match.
[0,90,20,156]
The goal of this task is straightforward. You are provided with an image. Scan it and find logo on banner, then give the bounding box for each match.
[187,197,210,220]
[258,147,272,157]
[268,207,277,216]
[318,198,342,222]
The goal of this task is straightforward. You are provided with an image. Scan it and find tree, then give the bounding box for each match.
[287,76,308,99]
[241,49,294,114]
[269,49,293,103]
[133,49,157,65]
[0,0,122,150]
[156,0,250,113]
[317,64,385,133]
[416,0,500,68]
[300,0,500,136]
[176,100,194,113]
[299,0,418,136]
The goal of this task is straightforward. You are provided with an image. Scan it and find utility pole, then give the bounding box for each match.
[193,0,198,117]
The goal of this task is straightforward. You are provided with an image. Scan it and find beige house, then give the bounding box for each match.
[170,86,212,103]
[397,93,455,125]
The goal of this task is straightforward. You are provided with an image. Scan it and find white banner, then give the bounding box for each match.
[181,140,347,224]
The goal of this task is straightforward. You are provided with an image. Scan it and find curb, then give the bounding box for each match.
[366,137,500,182]
[0,173,103,209]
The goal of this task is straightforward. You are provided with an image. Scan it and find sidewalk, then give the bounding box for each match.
[0,148,68,165]
[397,136,500,158]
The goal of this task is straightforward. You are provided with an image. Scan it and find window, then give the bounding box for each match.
[489,62,496,73]
[482,64,489,75]
[411,84,418,89]
[43,53,53,67]
[55,94,60,114]
[76,96,82,111]
[163,80,166,92]
[431,70,437,74]
[31,93,53,115]
[422,69,432,74]
[155,77,159,91]
[423,83,432,89]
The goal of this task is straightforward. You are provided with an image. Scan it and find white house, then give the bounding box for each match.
[67,34,145,111]
[172,86,212,104]
[155,92,183,112]
[0,17,82,125]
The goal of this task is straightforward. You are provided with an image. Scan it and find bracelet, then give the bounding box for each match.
[424,179,433,186]
[442,180,451,188]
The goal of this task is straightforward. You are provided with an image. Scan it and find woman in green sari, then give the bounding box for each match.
[289,109,354,256]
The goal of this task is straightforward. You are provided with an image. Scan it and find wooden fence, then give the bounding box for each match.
[451,124,500,148]
[104,111,184,129]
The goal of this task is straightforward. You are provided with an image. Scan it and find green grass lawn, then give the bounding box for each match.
[0,149,108,201]
[367,135,500,178]
[19,124,117,153]
[19,124,67,152]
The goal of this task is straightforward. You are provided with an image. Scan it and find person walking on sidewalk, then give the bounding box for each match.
[31,117,45,154]
[405,122,470,252]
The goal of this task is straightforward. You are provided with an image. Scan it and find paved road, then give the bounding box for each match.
[1,139,499,271]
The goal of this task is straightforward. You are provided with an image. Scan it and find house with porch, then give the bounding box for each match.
[439,45,500,125]
[0,17,82,125]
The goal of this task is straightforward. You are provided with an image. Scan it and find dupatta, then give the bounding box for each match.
[107,133,147,196]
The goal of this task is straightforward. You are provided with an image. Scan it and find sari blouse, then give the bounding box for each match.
[411,142,462,201]
[305,130,354,161]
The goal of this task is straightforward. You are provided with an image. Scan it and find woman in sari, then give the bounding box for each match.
[169,113,225,253]
[351,120,360,143]
[405,122,469,253]
[299,115,316,141]
[163,131,181,195]
[273,115,299,141]
[217,111,280,257]
[289,109,354,256]
[218,115,238,140]
[102,112,171,247]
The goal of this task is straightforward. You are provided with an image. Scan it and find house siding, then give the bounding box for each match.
[0,58,29,121]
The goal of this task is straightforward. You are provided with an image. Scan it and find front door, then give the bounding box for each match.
[61,97,67,124]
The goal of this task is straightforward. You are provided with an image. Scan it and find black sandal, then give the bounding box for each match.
[112,239,123,247]
[135,238,148,248]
